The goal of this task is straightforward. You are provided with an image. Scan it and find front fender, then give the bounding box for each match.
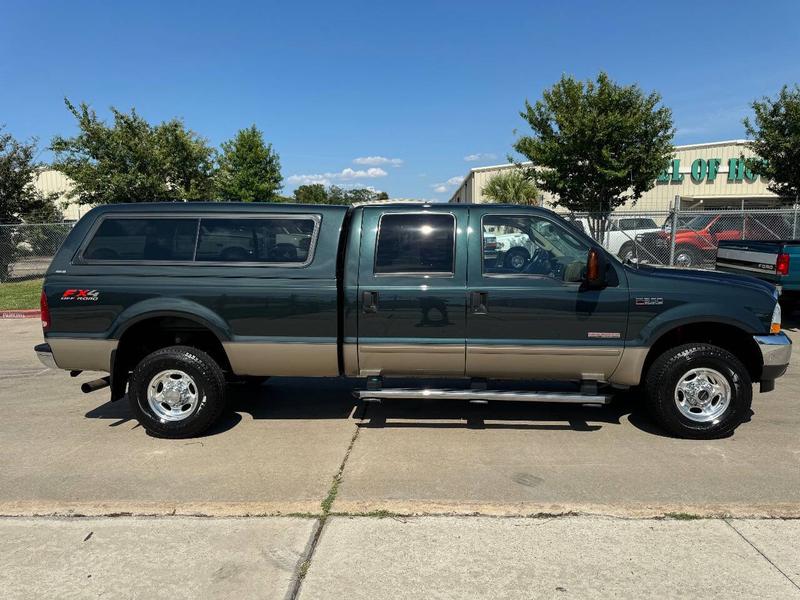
[636,302,765,347]
[108,297,232,341]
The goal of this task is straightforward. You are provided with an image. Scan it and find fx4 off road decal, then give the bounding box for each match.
[61,289,100,302]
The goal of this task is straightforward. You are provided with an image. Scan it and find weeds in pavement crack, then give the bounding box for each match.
[289,409,365,599]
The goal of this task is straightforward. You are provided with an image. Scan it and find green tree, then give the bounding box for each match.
[0,127,63,279]
[514,72,674,238]
[0,128,61,223]
[482,169,539,204]
[216,125,282,201]
[293,183,328,204]
[50,99,216,204]
[327,186,387,204]
[744,84,800,204]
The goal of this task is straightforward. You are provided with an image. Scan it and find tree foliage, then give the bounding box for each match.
[0,127,62,223]
[0,127,64,280]
[50,99,216,204]
[292,184,388,204]
[293,184,328,204]
[215,125,282,201]
[514,72,674,237]
[482,169,539,204]
[744,84,800,202]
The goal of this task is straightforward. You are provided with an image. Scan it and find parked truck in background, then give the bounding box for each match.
[35,202,791,440]
[717,239,800,310]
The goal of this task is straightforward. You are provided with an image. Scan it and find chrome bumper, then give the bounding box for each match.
[754,332,792,368]
[34,343,58,369]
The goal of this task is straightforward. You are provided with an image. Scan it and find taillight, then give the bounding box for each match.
[776,253,790,276]
[40,289,50,331]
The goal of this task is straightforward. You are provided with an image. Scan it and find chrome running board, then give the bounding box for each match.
[354,388,611,404]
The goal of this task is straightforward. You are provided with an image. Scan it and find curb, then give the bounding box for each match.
[0,309,41,319]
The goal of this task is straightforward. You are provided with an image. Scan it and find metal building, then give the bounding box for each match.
[449,140,783,211]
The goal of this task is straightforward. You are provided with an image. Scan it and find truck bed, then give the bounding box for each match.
[716,239,800,292]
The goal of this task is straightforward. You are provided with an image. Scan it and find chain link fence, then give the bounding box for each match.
[1,206,799,281]
[565,207,800,269]
[0,223,74,282]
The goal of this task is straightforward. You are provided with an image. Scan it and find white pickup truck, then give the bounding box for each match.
[567,216,662,261]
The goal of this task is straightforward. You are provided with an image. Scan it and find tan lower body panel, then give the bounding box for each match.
[358,344,465,377]
[609,347,649,386]
[466,345,622,381]
[48,338,118,372]
[222,342,338,377]
[342,343,359,377]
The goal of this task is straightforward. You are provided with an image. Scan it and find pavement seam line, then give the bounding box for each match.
[287,406,365,600]
[724,518,800,592]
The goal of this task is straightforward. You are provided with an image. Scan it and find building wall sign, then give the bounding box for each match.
[657,157,763,185]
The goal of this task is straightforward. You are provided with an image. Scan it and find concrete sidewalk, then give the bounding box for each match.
[301,516,800,599]
[2,515,798,599]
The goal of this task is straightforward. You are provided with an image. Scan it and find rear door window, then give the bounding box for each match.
[375,213,455,275]
[83,218,198,261]
[195,217,318,264]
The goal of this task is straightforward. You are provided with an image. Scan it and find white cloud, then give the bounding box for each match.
[353,156,404,167]
[431,175,464,195]
[287,167,388,186]
[286,174,332,186]
[464,153,497,162]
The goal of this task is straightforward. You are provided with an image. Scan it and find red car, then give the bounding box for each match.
[638,214,788,267]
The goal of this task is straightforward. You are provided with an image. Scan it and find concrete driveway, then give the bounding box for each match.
[3,318,799,518]
[2,318,799,598]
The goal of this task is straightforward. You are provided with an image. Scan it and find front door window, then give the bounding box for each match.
[482,214,589,283]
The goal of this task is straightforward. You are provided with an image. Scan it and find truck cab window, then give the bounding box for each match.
[482,214,589,281]
[375,213,455,275]
[83,218,198,262]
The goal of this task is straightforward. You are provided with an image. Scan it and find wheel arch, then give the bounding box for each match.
[109,302,234,399]
[641,321,763,383]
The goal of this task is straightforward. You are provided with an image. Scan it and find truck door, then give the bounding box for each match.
[356,207,467,377]
[465,206,629,382]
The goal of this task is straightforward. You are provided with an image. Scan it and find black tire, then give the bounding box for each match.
[503,247,530,271]
[644,343,751,439]
[673,245,699,267]
[128,345,227,438]
[618,242,636,262]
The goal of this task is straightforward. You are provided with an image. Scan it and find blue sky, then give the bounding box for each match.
[2,0,799,201]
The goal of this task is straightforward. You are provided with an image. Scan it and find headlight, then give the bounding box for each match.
[770,302,782,334]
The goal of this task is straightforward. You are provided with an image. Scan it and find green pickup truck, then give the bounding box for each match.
[35,202,791,440]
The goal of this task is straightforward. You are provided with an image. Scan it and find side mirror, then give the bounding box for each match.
[585,248,607,289]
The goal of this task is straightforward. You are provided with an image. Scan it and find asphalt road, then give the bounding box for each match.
[2,318,799,598]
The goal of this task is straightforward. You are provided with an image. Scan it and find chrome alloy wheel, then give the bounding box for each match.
[674,368,731,422]
[147,370,200,422]
[509,254,526,269]
[675,251,693,267]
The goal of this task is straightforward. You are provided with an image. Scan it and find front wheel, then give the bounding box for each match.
[503,247,530,271]
[673,246,699,268]
[618,242,636,263]
[644,343,751,439]
[129,345,227,438]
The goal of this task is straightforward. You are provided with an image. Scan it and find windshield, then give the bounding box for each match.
[684,215,716,230]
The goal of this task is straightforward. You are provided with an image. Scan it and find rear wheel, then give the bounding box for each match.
[644,343,751,439]
[129,345,226,438]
